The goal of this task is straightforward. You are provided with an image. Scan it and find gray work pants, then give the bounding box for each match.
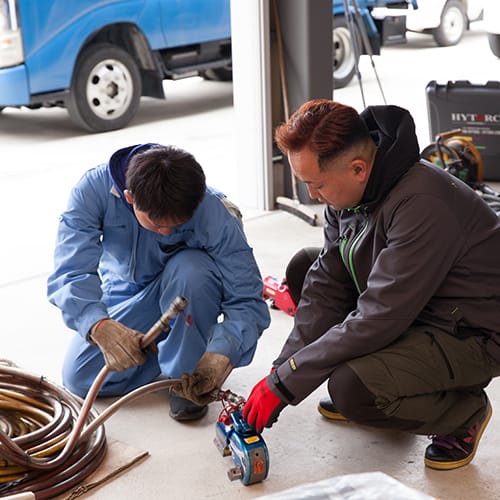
[329,326,500,435]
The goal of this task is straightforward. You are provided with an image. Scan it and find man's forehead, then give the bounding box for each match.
[287,150,322,183]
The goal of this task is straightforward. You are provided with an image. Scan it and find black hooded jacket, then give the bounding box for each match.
[271,105,500,405]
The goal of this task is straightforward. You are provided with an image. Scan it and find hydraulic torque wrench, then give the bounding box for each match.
[214,389,270,485]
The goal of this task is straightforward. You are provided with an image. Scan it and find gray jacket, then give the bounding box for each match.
[271,105,500,406]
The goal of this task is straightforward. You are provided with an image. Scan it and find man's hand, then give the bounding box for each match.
[173,352,232,406]
[242,376,287,433]
[90,319,148,372]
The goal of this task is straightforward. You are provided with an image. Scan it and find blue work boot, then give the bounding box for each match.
[425,396,492,470]
[169,391,208,421]
[317,397,348,421]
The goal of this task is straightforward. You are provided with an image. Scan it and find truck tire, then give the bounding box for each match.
[201,65,233,82]
[66,43,142,132]
[432,0,466,47]
[333,15,360,89]
[488,33,500,58]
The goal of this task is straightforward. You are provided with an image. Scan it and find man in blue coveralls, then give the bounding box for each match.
[48,144,270,421]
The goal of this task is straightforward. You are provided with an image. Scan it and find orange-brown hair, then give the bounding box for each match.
[274,99,370,169]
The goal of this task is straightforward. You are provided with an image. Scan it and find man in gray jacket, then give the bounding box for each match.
[243,99,500,470]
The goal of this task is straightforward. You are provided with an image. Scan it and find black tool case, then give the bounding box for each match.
[426,80,500,181]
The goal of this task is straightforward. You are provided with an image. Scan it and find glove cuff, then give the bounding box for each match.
[89,318,110,343]
[270,370,294,402]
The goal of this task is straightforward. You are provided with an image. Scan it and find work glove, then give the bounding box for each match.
[173,352,233,406]
[242,375,287,433]
[90,319,151,372]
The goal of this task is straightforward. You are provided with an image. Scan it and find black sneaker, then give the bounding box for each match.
[169,391,208,421]
[424,397,492,470]
[317,397,348,421]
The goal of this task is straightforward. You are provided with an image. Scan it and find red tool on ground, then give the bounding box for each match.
[263,276,296,317]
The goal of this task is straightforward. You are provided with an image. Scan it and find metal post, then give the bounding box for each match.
[275,0,333,204]
[231,0,332,209]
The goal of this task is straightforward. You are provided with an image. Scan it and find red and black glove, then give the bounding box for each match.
[242,375,287,433]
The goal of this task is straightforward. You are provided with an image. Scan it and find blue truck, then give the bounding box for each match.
[0,0,413,132]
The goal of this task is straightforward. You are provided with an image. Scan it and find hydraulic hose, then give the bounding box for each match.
[0,362,107,499]
[0,296,188,499]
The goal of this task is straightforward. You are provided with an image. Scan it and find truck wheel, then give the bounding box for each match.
[201,65,233,82]
[333,16,360,89]
[66,43,141,132]
[432,0,466,47]
[488,33,500,58]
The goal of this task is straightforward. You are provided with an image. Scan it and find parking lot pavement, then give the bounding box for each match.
[335,22,500,151]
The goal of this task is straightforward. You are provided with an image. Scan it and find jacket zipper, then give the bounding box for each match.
[340,209,368,295]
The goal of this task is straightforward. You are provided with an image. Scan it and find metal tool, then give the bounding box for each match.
[141,295,189,348]
[263,275,296,316]
[421,130,500,214]
[214,390,270,486]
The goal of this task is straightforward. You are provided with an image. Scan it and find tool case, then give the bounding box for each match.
[426,80,500,181]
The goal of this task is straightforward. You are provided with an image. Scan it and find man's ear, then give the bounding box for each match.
[352,160,369,181]
[124,189,134,204]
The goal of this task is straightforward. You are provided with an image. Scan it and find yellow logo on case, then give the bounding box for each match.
[244,436,260,444]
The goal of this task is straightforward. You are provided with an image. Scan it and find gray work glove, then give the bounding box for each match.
[90,319,151,372]
[173,352,233,406]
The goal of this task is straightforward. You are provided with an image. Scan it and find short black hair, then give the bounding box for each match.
[125,145,206,221]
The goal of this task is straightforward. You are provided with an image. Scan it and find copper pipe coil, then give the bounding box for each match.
[0,296,188,498]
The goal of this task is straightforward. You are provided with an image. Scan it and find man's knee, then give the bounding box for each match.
[63,349,161,398]
[62,340,104,397]
[62,360,95,397]
[328,362,423,431]
[162,249,220,292]
[285,247,321,305]
[328,363,377,421]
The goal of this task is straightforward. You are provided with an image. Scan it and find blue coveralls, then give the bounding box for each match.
[47,145,270,397]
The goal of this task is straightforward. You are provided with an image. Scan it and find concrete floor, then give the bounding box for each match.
[2,208,499,500]
[1,20,500,500]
